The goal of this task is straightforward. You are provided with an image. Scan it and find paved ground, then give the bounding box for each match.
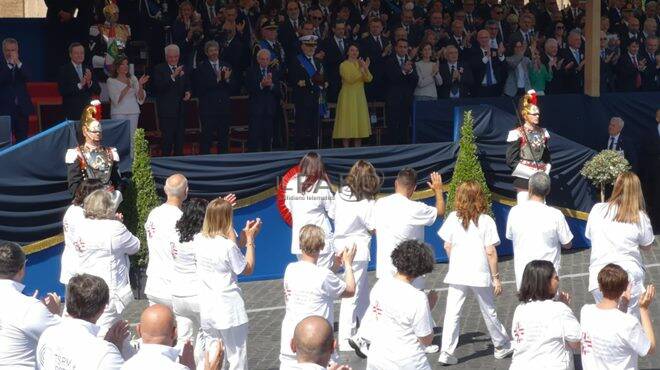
[124,244,660,370]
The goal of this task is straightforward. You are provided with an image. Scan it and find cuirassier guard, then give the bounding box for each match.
[66,100,121,200]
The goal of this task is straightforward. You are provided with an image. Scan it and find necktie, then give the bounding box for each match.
[484,50,493,86]
[609,137,615,150]
[450,65,455,75]
[338,39,344,54]
[212,62,218,72]
[573,50,580,62]
[76,64,83,80]
[208,5,214,20]
[524,32,529,44]
[171,65,176,74]
[376,36,382,49]
[308,57,315,70]
[262,68,267,77]
[293,20,297,29]
[632,55,642,88]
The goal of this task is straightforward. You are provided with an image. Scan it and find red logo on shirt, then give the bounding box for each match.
[514,322,525,343]
[372,302,383,320]
[170,242,178,258]
[73,238,85,253]
[146,222,156,239]
[581,332,593,354]
[276,165,300,227]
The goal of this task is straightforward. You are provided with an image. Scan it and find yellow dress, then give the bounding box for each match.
[333,60,373,139]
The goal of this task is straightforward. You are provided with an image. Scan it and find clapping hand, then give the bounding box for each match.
[563,61,575,70]
[183,91,191,101]
[427,290,439,309]
[84,69,93,87]
[342,244,357,266]
[138,75,150,86]
[557,291,571,305]
[223,67,232,80]
[179,340,196,370]
[223,193,237,206]
[315,50,326,60]
[204,339,225,370]
[638,59,647,71]
[498,43,506,57]
[427,171,443,193]
[403,61,413,73]
[639,284,656,309]
[34,290,62,315]
[431,62,439,76]
[237,21,246,33]
[173,66,185,78]
[242,218,262,242]
[104,320,129,349]
[577,60,585,71]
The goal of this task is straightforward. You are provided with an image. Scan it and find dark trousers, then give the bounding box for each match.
[200,114,229,154]
[11,106,28,142]
[248,113,274,152]
[385,100,411,145]
[294,102,320,149]
[160,115,185,156]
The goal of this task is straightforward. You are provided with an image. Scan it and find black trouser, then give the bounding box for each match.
[160,115,185,156]
[294,102,320,149]
[200,114,229,154]
[11,106,28,143]
[248,114,274,152]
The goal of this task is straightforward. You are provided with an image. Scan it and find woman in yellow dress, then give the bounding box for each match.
[333,44,373,148]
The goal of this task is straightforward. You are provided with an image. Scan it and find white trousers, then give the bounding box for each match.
[96,299,135,360]
[440,284,510,355]
[338,260,370,350]
[173,294,205,363]
[204,323,248,370]
[111,113,140,159]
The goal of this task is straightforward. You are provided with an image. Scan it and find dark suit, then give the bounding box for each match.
[360,34,390,101]
[437,62,473,98]
[468,47,505,97]
[198,0,222,35]
[279,18,303,64]
[615,53,642,92]
[602,133,638,172]
[219,36,247,95]
[58,62,101,120]
[440,34,469,60]
[557,47,585,93]
[152,63,191,156]
[288,54,321,149]
[195,60,236,154]
[540,53,563,94]
[641,50,659,91]
[246,65,281,152]
[45,0,77,79]
[562,7,584,31]
[383,55,418,144]
[320,36,348,103]
[0,62,34,142]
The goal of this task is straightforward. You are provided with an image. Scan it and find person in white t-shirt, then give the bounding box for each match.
[75,189,140,359]
[506,172,573,290]
[282,315,351,370]
[285,152,336,270]
[580,263,656,370]
[60,179,103,287]
[122,304,196,370]
[585,172,655,319]
[366,240,437,370]
[437,181,512,365]
[280,224,356,367]
[335,160,379,352]
[0,242,61,369]
[37,274,127,370]
[510,260,581,370]
[195,197,262,370]
[144,173,188,308]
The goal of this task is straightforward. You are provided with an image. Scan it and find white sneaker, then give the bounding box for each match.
[348,335,369,359]
[424,344,439,354]
[438,351,458,365]
[494,344,514,359]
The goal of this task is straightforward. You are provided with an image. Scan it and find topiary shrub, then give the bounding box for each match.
[580,149,630,202]
[446,110,493,215]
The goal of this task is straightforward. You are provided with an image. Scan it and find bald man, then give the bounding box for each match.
[144,173,188,310]
[122,304,194,369]
[281,315,347,370]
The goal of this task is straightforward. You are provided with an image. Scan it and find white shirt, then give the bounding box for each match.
[61,204,85,285]
[374,193,437,279]
[0,279,60,369]
[281,363,326,370]
[585,203,654,292]
[36,317,124,370]
[280,261,346,357]
[171,239,198,298]
[285,175,335,255]
[580,304,651,370]
[333,186,375,261]
[366,278,432,370]
[195,234,248,330]
[122,343,188,369]
[75,218,140,313]
[506,201,573,289]
[107,76,145,116]
[510,300,581,370]
[438,212,500,287]
[607,134,620,151]
[144,203,183,300]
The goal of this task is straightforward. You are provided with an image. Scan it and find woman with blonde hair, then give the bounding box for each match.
[335,160,380,351]
[195,197,262,370]
[586,171,655,319]
[437,181,512,365]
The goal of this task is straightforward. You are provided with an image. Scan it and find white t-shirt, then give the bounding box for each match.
[333,186,376,261]
[374,193,437,279]
[285,175,335,255]
[510,300,581,370]
[121,344,188,370]
[585,203,654,292]
[171,239,198,298]
[61,204,85,285]
[506,201,573,289]
[195,234,248,330]
[280,261,346,357]
[0,280,60,369]
[36,317,124,370]
[580,304,651,370]
[144,203,183,300]
[438,212,500,287]
[366,278,433,370]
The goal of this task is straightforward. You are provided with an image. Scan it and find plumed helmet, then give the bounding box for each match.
[103,0,120,20]
[80,100,103,134]
[519,89,540,119]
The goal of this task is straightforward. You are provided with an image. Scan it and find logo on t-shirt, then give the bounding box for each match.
[146,221,157,239]
[372,301,383,320]
[581,332,593,355]
[514,322,525,343]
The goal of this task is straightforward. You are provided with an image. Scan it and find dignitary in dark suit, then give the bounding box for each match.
[152,44,192,156]
[562,0,584,32]
[279,1,304,65]
[253,19,285,71]
[288,35,323,149]
[602,117,638,172]
[195,40,237,154]
[360,18,391,102]
[0,38,33,143]
[616,39,645,92]
[383,39,418,144]
[641,37,659,91]
[246,49,281,152]
[218,23,247,95]
[557,31,585,93]
[45,0,77,80]
[438,45,473,98]
[320,20,349,103]
[468,30,505,97]
[58,43,101,120]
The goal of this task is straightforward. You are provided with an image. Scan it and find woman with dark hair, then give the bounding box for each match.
[413,42,442,101]
[586,172,654,319]
[60,179,104,287]
[510,260,580,370]
[365,240,436,370]
[171,198,208,363]
[335,160,380,351]
[503,39,532,98]
[285,152,335,269]
[437,181,512,365]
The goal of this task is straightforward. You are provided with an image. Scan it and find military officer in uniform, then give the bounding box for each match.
[252,18,285,71]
